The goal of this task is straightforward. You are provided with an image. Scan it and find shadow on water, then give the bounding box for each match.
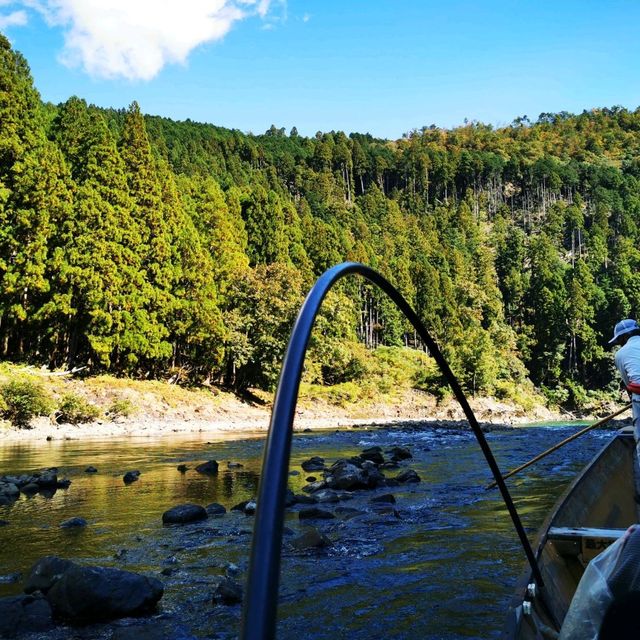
[0,422,618,639]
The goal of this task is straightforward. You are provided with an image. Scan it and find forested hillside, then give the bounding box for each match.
[1,35,638,406]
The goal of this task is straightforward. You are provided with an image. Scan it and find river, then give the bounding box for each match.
[0,421,616,639]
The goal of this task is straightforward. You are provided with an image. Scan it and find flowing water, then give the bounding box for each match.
[0,421,617,639]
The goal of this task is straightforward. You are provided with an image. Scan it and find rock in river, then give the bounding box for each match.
[205,502,227,516]
[395,469,421,484]
[162,504,208,524]
[387,446,412,461]
[195,460,219,475]
[301,456,325,472]
[211,576,243,605]
[24,556,75,594]
[46,564,164,622]
[60,517,87,528]
[123,470,140,484]
[298,507,335,520]
[289,527,331,550]
[370,493,396,504]
[0,594,53,637]
[323,459,385,491]
[358,447,385,465]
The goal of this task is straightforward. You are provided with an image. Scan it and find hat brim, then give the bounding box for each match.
[609,330,635,345]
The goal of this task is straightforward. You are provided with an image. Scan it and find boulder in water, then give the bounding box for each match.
[211,576,243,605]
[20,483,40,495]
[195,460,219,475]
[24,556,75,594]
[0,594,53,637]
[205,502,226,516]
[162,504,207,524]
[123,470,140,484]
[387,446,412,461]
[395,469,421,484]
[298,507,335,520]
[301,456,325,472]
[289,527,331,550]
[370,493,396,504]
[60,517,87,528]
[324,459,385,491]
[359,447,385,465]
[46,564,163,622]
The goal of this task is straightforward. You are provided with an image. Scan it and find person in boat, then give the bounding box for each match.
[610,318,640,448]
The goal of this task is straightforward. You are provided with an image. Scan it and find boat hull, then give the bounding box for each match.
[503,428,637,639]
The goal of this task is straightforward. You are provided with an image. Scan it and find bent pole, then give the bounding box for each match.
[485,403,632,490]
[240,262,543,640]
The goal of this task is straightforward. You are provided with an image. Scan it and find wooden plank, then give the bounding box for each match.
[548,526,626,540]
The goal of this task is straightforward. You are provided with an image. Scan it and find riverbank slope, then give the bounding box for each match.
[0,362,577,443]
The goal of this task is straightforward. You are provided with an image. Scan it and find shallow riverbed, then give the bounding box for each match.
[0,421,617,639]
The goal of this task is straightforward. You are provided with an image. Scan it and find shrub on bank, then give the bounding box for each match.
[108,398,135,419]
[56,393,102,424]
[0,378,54,428]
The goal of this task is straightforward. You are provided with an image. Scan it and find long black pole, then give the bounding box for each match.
[240,262,542,640]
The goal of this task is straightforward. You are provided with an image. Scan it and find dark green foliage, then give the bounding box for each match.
[3,36,640,405]
[0,378,53,428]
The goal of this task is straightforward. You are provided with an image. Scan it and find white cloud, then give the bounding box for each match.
[3,0,275,80]
[0,8,27,28]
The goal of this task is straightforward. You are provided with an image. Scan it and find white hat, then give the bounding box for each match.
[609,319,640,345]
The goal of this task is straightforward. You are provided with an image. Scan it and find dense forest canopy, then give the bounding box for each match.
[1,34,638,406]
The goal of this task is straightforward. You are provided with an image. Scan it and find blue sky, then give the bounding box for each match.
[2,0,639,139]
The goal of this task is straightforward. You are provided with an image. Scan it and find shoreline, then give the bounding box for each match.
[0,366,627,445]
[0,396,580,445]
[5,362,622,446]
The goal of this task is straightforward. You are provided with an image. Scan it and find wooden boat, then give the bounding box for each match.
[503,426,638,639]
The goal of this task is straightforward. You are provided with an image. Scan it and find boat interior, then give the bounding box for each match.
[508,428,638,639]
